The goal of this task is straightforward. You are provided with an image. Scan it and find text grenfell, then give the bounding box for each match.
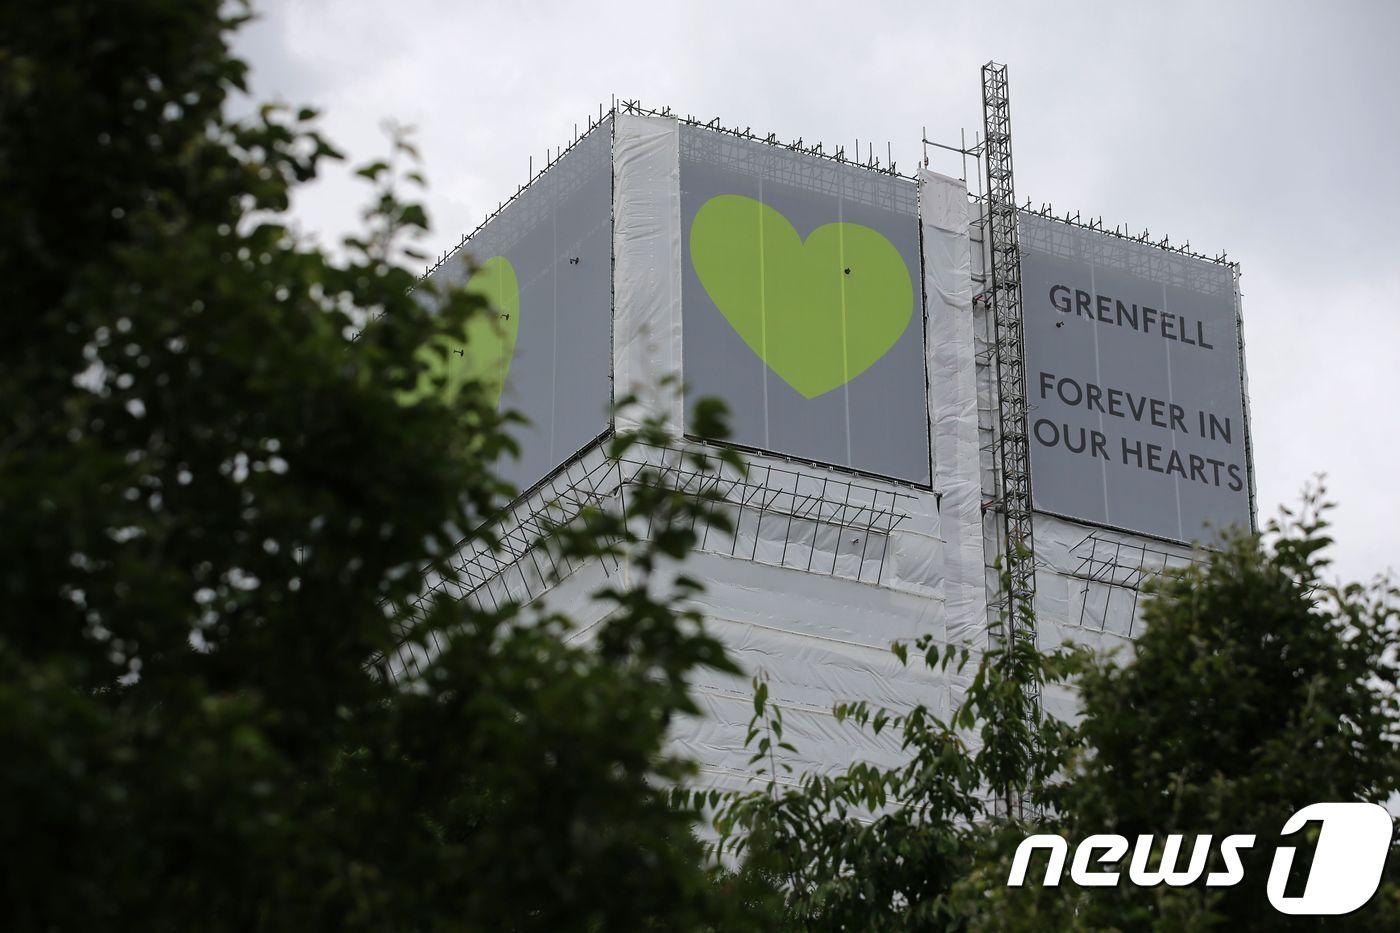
[1048,284,1215,349]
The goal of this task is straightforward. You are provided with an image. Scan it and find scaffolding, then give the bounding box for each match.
[1069,532,1199,638]
[980,63,1037,660]
[979,62,1040,820]
[382,441,915,683]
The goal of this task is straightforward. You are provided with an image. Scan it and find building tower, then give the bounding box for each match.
[386,69,1256,793]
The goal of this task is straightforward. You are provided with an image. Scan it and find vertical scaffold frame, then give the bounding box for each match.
[980,63,1040,730]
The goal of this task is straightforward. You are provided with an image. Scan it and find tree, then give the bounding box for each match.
[704,582,1087,932]
[712,488,1400,931]
[967,488,1400,931]
[0,2,768,928]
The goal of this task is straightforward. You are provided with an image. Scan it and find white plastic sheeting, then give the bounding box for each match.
[613,114,684,434]
[679,555,953,777]
[922,171,988,649]
[546,531,957,783]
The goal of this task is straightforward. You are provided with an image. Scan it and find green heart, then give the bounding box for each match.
[689,194,913,399]
[400,255,520,408]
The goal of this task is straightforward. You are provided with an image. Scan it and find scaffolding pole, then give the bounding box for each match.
[980,62,1040,818]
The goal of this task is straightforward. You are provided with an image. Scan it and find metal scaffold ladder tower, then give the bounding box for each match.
[981,63,1040,729]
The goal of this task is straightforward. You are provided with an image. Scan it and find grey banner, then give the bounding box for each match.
[425,119,612,495]
[679,126,930,486]
[1019,213,1252,542]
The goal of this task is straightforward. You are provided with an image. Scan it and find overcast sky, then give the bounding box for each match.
[234,0,1399,585]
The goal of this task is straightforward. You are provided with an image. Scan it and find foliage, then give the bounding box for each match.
[705,604,1085,931]
[967,486,1400,930]
[0,1,767,929]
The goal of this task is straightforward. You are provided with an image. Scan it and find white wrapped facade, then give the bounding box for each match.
[397,108,1251,788]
